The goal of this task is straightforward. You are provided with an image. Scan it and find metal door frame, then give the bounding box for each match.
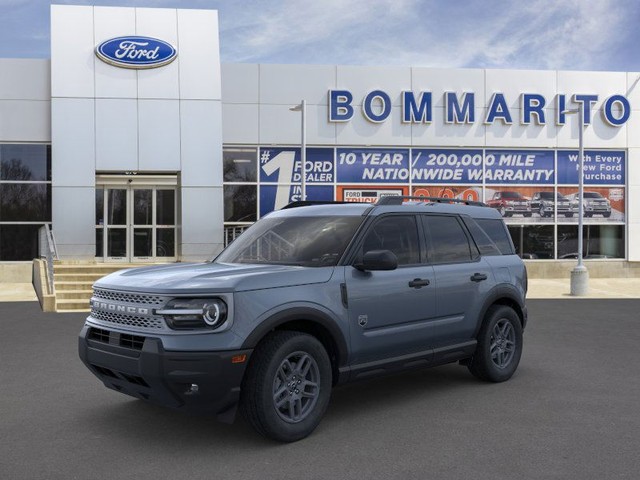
[96,175,177,263]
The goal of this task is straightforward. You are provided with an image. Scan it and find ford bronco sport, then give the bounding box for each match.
[79,196,528,442]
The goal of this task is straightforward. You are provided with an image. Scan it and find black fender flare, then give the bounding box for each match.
[474,284,527,337]
[241,306,349,367]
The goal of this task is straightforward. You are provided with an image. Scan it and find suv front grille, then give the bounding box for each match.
[120,333,145,350]
[93,288,165,306]
[90,308,165,330]
[88,327,110,343]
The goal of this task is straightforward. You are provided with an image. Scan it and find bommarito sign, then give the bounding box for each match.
[328,90,631,126]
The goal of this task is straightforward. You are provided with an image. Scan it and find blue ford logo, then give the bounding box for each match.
[95,36,177,69]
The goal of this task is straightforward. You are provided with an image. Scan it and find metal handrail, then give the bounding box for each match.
[38,224,58,294]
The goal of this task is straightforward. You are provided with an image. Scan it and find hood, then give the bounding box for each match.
[94,262,335,294]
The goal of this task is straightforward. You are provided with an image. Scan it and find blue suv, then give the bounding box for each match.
[79,197,528,442]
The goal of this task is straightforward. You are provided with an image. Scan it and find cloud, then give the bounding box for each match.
[218,0,637,71]
[0,0,637,71]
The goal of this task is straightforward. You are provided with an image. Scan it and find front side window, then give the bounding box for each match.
[360,215,420,265]
[216,215,363,267]
[423,215,472,264]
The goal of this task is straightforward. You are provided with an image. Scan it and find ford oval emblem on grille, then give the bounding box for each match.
[95,36,177,69]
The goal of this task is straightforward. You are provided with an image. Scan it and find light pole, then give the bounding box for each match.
[289,100,307,201]
[562,104,588,295]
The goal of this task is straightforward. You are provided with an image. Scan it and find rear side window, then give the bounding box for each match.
[462,217,501,256]
[423,215,472,264]
[475,218,515,255]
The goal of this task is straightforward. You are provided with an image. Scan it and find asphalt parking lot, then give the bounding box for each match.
[1,300,639,480]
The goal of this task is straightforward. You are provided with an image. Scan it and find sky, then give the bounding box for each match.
[1,0,639,71]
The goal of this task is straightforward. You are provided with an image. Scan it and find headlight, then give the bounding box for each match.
[156,298,228,330]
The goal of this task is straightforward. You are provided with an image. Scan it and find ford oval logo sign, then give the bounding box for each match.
[95,36,177,69]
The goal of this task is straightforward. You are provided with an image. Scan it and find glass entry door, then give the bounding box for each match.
[96,183,176,262]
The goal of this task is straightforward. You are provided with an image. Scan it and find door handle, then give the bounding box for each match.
[408,278,430,289]
[470,273,488,282]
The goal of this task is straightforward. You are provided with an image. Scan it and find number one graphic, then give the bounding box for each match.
[262,151,297,210]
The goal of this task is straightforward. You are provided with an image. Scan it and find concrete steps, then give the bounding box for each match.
[52,262,165,312]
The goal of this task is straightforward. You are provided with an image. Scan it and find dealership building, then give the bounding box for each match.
[1,4,640,284]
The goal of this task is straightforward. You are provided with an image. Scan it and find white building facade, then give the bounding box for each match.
[0,4,639,275]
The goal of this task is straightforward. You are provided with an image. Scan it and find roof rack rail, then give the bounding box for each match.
[375,195,487,207]
[281,201,352,210]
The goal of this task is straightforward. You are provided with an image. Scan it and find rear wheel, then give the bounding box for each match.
[240,331,332,442]
[468,305,523,382]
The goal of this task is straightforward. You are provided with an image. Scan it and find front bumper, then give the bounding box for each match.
[78,325,252,423]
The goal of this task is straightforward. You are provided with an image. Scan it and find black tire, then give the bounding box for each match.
[467,305,523,382]
[603,212,611,218]
[240,331,332,442]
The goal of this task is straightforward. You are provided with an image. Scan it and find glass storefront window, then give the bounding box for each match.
[557,225,624,259]
[133,228,153,257]
[508,225,554,259]
[0,144,51,181]
[0,184,51,222]
[107,189,127,225]
[156,228,175,257]
[95,228,103,257]
[156,189,175,225]
[223,148,257,182]
[133,189,153,225]
[224,185,257,222]
[107,228,127,257]
[0,224,41,261]
[95,188,104,226]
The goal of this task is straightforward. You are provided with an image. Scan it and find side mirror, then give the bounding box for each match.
[355,249,398,271]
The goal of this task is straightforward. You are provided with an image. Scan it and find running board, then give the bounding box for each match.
[338,340,477,383]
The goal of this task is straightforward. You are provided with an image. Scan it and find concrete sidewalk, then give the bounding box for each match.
[0,283,37,302]
[527,277,640,299]
[1,278,639,303]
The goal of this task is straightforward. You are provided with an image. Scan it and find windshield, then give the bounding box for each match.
[502,191,522,199]
[539,192,568,200]
[584,192,604,199]
[216,216,364,267]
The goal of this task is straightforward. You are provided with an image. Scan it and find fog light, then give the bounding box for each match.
[185,383,199,395]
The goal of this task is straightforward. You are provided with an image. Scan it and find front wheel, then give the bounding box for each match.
[468,305,523,382]
[240,331,332,442]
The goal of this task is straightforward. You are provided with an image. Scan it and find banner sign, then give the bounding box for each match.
[411,149,483,184]
[336,148,410,183]
[484,150,554,184]
[260,147,334,183]
[557,150,625,185]
[337,186,408,203]
[260,185,334,216]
